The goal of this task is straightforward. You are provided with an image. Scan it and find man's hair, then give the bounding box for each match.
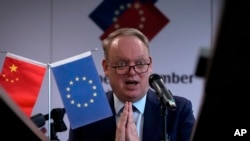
[102,28,150,59]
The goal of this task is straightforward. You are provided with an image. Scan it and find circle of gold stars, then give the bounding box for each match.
[113,2,145,30]
[65,76,98,108]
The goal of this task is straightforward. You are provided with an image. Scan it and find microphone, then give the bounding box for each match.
[30,108,67,132]
[149,73,177,110]
[30,113,48,128]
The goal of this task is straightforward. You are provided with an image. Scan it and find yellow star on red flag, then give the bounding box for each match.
[9,64,18,72]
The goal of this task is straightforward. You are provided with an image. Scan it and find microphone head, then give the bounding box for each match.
[149,73,162,88]
[30,113,46,128]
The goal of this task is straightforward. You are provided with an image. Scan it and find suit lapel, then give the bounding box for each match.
[142,90,162,141]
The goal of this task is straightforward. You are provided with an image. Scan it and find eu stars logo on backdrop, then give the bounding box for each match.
[89,0,169,41]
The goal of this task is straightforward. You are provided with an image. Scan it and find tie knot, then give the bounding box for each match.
[118,105,139,115]
[117,105,141,126]
[132,105,139,113]
[118,107,124,115]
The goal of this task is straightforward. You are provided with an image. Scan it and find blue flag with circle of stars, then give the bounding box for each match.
[50,51,112,129]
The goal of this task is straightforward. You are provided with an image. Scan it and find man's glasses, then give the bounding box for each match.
[111,63,150,75]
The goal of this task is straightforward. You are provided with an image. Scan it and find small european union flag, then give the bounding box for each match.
[50,51,112,129]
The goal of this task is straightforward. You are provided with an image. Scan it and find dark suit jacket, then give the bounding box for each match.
[68,89,195,141]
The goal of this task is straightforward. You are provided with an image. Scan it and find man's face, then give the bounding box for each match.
[102,35,152,102]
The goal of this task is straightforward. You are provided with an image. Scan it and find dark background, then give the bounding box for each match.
[191,0,250,140]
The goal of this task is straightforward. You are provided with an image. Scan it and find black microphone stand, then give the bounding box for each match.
[31,108,67,141]
[50,122,60,141]
[159,90,176,141]
[160,94,169,141]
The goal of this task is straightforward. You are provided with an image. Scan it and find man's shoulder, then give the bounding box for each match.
[173,95,193,110]
[147,88,191,104]
[173,95,191,102]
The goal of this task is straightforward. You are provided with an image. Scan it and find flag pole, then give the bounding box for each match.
[47,63,52,139]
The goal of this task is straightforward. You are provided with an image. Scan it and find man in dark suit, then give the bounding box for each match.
[68,28,195,141]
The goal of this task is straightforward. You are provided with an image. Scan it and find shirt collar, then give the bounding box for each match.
[113,93,147,114]
[133,94,146,114]
[114,94,124,114]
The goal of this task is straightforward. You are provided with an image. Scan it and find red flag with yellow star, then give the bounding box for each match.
[0,53,46,117]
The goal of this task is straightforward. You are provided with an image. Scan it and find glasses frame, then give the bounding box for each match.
[110,62,151,75]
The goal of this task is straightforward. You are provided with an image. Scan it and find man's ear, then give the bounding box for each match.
[102,59,109,76]
[149,56,153,73]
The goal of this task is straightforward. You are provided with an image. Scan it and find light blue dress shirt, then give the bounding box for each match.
[113,93,147,141]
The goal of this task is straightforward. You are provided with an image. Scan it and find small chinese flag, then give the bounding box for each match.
[0,53,46,117]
